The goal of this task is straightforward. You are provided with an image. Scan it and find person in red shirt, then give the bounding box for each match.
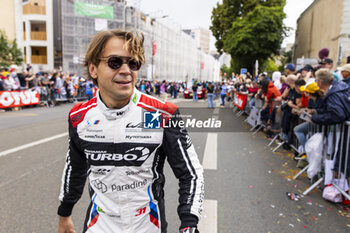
[260,79,281,125]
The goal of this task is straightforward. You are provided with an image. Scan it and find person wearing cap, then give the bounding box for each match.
[258,72,270,81]
[293,81,324,156]
[285,63,296,75]
[340,64,350,86]
[319,58,339,80]
[299,65,313,80]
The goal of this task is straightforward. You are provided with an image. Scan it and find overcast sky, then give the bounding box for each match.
[139,0,314,49]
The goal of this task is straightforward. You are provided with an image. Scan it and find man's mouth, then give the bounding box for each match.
[114,80,132,84]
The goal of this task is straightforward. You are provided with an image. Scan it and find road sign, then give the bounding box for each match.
[240,68,247,74]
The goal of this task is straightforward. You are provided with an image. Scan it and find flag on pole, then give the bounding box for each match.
[152,41,156,56]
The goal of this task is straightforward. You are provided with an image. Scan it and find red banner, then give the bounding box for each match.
[234,93,247,110]
[0,90,40,108]
[152,41,156,56]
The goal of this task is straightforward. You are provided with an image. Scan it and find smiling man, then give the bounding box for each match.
[57,30,204,233]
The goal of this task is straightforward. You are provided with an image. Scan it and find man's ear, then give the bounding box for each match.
[89,63,98,80]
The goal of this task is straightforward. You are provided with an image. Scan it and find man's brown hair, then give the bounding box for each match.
[84,29,145,86]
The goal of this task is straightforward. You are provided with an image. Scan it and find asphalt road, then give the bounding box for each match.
[0,98,349,233]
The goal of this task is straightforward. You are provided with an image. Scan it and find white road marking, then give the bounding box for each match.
[198,199,218,233]
[0,112,38,118]
[202,133,218,170]
[0,132,68,157]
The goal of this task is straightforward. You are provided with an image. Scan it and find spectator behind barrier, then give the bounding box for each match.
[248,81,259,109]
[279,75,287,95]
[0,75,4,91]
[272,71,282,89]
[281,75,300,143]
[285,63,296,75]
[260,79,281,126]
[295,79,308,110]
[340,64,350,86]
[311,68,350,124]
[293,81,324,154]
[299,65,314,81]
[319,58,339,81]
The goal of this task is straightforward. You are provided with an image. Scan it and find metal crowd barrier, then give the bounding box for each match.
[332,122,350,201]
[293,123,326,195]
[292,122,350,199]
[245,97,263,132]
[250,98,281,136]
[267,102,300,153]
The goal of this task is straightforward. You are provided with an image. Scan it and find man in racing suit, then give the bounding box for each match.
[57,29,204,233]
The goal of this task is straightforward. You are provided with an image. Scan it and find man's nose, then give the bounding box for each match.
[118,63,131,74]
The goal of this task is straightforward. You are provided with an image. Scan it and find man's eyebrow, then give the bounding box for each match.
[104,54,132,58]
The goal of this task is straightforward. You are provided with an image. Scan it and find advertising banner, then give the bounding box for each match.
[234,93,247,110]
[74,1,114,19]
[0,90,40,108]
[95,18,108,31]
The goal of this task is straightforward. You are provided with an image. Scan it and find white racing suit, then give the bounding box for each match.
[58,88,204,233]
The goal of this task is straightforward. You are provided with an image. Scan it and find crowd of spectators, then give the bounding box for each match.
[226,59,350,148]
[0,65,96,107]
[224,52,350,204]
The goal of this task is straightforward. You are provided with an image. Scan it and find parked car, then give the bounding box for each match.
[184,86,205,99]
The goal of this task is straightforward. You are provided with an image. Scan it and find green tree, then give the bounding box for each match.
[9,39,23,65]
[210,0,285,54]
[0,31,10,67]
[266,58,279,72]
[278,49,293,71]
[0,30,23,67]
[220,64,233,80]
[222,5,287,72]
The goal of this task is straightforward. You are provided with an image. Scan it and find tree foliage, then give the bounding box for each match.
[278,49,293,71]
[210,0,287,73]
[210,0,285,54]
[220,64,233,80]
[0,30,23,67]
[266,58,279,72]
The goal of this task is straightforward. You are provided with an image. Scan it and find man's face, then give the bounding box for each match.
[324,63,333,69]
[285,69,293,75]
[301,70,308,77]
[295,85,302,94]
[341,70,350,79]
[321,63,332,69]
[315,77,327,91]
[89,37,138,107]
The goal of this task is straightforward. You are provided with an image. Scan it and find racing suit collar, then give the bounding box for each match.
[97,89,137,120]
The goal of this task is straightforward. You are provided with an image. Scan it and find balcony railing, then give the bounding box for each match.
[30,31,47,41]
[31,55,47,64]
[23,4,46,15]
